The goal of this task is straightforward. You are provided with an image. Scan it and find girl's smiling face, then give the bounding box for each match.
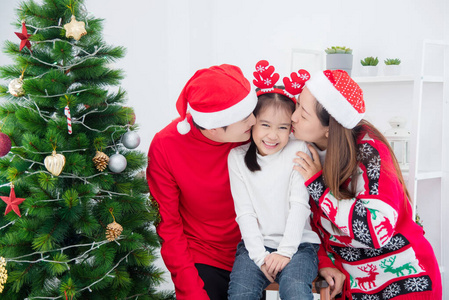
[252,104,292,156]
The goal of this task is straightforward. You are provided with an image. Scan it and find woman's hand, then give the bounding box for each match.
[293,144,322,181]
[319,267,346,299]
[264,253,290,278]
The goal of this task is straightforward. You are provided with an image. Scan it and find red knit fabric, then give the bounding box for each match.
[147,114,242,299]
[324,70,365,114]
[305,130,442,300]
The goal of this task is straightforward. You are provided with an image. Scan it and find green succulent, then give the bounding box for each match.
[384,58,401,65]
[361,56,379,66]
[325,46,353,54]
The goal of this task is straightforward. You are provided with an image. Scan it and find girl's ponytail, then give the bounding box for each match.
[244,138,261,172]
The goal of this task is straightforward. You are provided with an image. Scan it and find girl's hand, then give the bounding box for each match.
[264,253,290,278]
[261,264,275,283]
[293,144,322,181]
[319,267,346,299]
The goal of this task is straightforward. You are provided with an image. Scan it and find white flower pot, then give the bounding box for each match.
[384,65,401,76]
[326,54,353,76]
[361,66,379,76]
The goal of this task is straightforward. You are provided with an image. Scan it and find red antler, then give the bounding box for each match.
[253,60,280,90]
[283,69,310,97]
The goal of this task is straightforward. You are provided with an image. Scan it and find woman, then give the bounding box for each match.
[291,69,442,300]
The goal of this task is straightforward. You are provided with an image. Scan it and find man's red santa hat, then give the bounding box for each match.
[176,64,257,134]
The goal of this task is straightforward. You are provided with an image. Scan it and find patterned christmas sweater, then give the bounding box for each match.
[305,131,442,300]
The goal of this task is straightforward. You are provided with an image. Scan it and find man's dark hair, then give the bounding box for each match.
[192,119,227,131]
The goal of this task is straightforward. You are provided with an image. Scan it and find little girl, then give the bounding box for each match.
[227,61,320,300]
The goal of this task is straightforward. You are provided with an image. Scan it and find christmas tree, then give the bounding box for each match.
[0,0,172,299]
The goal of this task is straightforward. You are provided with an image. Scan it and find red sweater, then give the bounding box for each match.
[147,115,242,299]
[305,131,442,300]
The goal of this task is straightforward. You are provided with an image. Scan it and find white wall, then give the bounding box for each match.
[0,0,447,294]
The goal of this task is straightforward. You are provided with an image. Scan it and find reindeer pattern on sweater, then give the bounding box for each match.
[306,133,439,300]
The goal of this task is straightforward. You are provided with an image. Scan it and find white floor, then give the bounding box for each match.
[266,291,321,300]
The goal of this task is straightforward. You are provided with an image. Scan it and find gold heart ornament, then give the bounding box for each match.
[44,150,66,176]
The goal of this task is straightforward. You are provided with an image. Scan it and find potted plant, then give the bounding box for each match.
[360,56,379,76]
[325,46,353,75]
[384,58,401,76]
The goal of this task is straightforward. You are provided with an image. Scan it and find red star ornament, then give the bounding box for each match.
[14,22,32,52]
[1,184,26,217]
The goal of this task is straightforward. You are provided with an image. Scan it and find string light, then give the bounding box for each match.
[0,221,15,230]
[28,44,104,71]
[27,89,91,99]
[20,250,133,300]
[6,239,119,264]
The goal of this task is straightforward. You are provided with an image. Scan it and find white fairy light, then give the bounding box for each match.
[23,250,133,300]
[6,238,120,264]
[27,89,91,99]
[0,221,15,230]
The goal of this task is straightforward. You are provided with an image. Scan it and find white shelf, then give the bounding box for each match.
[421,76,444,83]
[423,39,449,46]
[415,171,443,180]
[353,75,414,83]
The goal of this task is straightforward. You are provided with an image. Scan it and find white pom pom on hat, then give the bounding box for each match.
[175,64,257,134]
[305,70,365,129]
[176,118,191,135]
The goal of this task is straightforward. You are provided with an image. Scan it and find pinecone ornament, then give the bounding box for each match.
[93,151,109,171]
[106,221,123,241]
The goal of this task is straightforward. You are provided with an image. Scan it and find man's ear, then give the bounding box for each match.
[205,128,218,136]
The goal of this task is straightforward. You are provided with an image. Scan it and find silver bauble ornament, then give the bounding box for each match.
[8,75,25,97]
[122,131,141,149]
[108,153,127,173]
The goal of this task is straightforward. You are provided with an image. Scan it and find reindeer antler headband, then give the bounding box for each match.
[253,60,310,103]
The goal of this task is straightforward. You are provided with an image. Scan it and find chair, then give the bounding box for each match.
[265,276,331,300]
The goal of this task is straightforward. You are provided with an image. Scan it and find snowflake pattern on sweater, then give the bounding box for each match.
[307,138,437,299]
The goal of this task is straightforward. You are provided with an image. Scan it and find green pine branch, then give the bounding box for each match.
[0,0,170,298]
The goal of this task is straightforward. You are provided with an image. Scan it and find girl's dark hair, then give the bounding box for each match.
[244,89,295,172]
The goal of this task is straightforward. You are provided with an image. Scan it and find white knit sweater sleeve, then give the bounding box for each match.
[275,142,312,258]
[228,148,269,268]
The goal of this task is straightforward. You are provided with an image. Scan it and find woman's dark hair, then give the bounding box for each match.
[244,89,295,172]
[315,100,330,127]
[313,101,411,206]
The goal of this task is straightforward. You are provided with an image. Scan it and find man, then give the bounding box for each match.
[147,64,257,299]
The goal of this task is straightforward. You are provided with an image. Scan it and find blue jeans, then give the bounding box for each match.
[228,241,319,300]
